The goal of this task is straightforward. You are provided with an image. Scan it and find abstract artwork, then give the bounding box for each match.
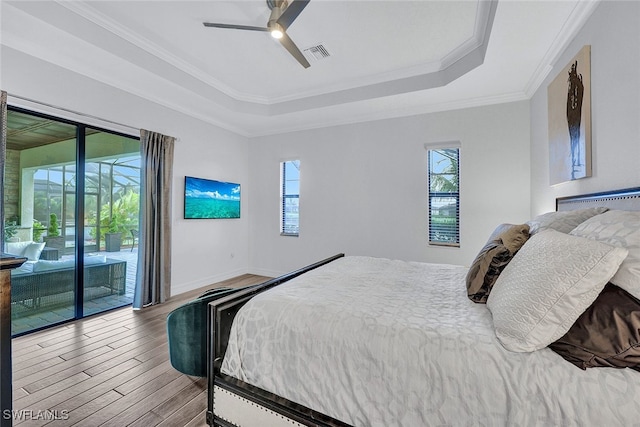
[548,45,591,185]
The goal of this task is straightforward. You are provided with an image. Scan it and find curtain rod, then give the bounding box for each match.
[7,93,140,133]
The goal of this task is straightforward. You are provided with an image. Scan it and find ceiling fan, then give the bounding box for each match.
[203,0,311,68]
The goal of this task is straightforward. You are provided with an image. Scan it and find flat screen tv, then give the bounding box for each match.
[184,176,241,219]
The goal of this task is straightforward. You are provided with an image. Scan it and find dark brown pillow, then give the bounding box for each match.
[466,223,530,303]
[549,284,640,371]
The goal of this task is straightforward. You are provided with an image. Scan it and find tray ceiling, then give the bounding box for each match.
[1,1,600,136]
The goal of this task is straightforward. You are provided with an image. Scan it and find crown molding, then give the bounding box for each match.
[245,91,529,138]
[524,0,600,98]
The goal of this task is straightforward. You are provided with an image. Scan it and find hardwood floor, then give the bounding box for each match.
[11,274,271,427]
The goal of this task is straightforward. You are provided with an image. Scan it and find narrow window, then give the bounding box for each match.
[281,160,300,236]
[427,146,460,246]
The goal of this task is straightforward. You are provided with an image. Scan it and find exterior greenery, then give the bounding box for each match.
[32,158,141,250]
[32,219,45,242]
[4,220,18,242]
[98,190,140,241]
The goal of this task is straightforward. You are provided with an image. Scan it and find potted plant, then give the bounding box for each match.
[105,217,122,252]
[100,190,139,251]
[32,219,45,242]
[43,213,65,250]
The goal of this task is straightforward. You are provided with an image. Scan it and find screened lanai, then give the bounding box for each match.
[30,156,141,254]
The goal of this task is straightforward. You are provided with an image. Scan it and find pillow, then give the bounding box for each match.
[23,242,45,261]
[84,255,107,265]
[569,210,640,299]
[527,207,608,235]
[549,283,640,371]
[32,255,107,272]
[5,241,32,257]
[466,224,530,303]
[487,229,628,352]
[33,258,76,272]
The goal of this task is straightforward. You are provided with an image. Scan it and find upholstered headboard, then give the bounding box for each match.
[556,187,640,212]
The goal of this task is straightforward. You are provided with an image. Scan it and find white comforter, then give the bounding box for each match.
[221,256,640,426]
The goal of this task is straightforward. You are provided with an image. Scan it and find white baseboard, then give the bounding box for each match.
[248,267,287,278]
[171,267,247,296]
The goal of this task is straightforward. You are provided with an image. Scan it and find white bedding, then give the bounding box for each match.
[221,256,640,426]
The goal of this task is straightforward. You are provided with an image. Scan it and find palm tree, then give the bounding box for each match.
[429,149,459,193]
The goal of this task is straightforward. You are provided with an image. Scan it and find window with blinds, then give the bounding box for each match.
[427,147,460,246]
[281,160,300,236]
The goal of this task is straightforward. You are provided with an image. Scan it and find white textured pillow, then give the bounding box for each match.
[570,210,640,299]
[487,229,628,352]
[527,207,608,235]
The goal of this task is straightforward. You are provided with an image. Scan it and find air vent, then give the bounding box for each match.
[303,44,331,62]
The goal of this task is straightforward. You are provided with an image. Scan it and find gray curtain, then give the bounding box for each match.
[133,129,175,309]
[0,91,6,245]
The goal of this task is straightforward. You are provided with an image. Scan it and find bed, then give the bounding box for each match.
[207,187,640,426]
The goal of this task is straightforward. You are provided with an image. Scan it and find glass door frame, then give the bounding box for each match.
[7,105,140,336]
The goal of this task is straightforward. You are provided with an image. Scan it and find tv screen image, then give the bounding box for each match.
[184,176,240,219]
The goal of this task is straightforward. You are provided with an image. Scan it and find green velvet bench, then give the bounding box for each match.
[166,287,240,377]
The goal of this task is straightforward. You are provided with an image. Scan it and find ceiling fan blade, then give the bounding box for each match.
[203,22,269,32]
[279,32,310,68]
[277,0,310,30]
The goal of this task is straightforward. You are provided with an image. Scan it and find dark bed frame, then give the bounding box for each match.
[207,187,640,427]
[207,253,348,427]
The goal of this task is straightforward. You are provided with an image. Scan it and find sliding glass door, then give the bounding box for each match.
[4,107,140,335]
[83,129,140,316]
[7,115,78,332]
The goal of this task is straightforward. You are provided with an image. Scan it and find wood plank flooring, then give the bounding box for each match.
[11,274,271,427]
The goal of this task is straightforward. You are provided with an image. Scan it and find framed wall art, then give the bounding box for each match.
[184,176,240,219]
[548,45,592,185]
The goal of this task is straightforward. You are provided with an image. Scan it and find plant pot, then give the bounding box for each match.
[105,232,122,252]
[43,235,65,250]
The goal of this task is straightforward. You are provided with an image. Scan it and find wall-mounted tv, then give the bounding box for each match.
[184,176,241,219]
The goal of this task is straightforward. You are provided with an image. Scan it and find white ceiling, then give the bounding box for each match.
[1,0,600,137]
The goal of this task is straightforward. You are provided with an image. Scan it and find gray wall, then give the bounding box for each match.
[248,101,531,276]
[530,1,640,215]
[2,47,251,295]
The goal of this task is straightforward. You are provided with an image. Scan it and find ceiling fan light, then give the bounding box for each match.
[270,24,284,39]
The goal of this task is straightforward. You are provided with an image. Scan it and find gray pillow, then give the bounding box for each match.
[570,210,640,299]
[527,207,608,235]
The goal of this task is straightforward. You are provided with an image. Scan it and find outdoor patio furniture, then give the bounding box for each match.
[11,258,127,310]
